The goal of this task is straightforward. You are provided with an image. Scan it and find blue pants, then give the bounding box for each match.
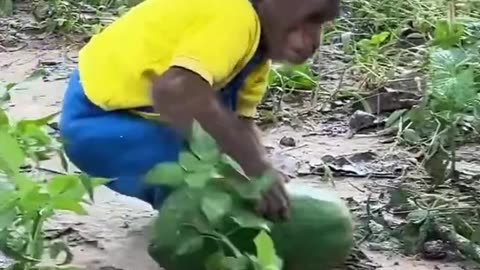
[60,70,188,207]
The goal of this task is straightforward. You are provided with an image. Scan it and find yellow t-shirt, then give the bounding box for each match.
[78,0,270,118]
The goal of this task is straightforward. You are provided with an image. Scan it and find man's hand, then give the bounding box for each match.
[238,117,291,221]
[257,169,291,221]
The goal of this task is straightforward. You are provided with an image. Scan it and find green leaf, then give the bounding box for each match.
[25,68,49,81]
[79,174,104,202]
[231,209,272,231]
[0,0,13,16]
[48,175,80,197]
[471,226,480,245]
[370,31,390,45]
[190,121,220,161]
[0,109,8,126]
[388,188,409,208]
[424,147,449,185]
[254,231,280,270]
[0,208,16,230]
[175,233,204,256]
[17,111,60,130]
[180,151,212,172]
[232,181,262,200]
[433,20,465,48]
[185,170,216,188]
[402,129,422,144]
[402,218,432,255]
[406,209,429,224]
[205,251,225,270]
[0,129,25,174]
[386,109,407,128]
[12,174,38,194]
[146,162,185,187]
[52,197,87,214]
[19,187,50,212]
[221,256,250,270]
[221,155,244,173]
[201,190,233,225]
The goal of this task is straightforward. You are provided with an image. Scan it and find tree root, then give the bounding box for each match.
[433,220,480,263]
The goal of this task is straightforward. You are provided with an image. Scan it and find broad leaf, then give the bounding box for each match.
[79,174,109,202]
[190,121,220,162]
[25,68,49,81]
[205,251,225,270]
[179,152,205,171]
[471,226,480,245]
[146,162,185,187]
[0,0,13,16]
[221,155,244,173]
[201,190,233,225]
[175,233,204,256]
[424,147,449,185]
[402,218,432,255]
[433,20,465,48]
[402,129,422,144]
[254,231,281,270]
[48,175,80,197]
[17,111,60,131]
[221,256,250,270]
[0,208,16,230]
[18,187,50,212]
[185,170,216,188]
[0,109,8,126]
[406,209,429,224]
[51,197,87,214]
[385,109,407,128]
[0,129,25,174]
[231,209,272,231]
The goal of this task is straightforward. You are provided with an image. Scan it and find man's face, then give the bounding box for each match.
[258,0,340,64]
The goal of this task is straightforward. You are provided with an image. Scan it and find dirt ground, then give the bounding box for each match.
[1,48,479,270]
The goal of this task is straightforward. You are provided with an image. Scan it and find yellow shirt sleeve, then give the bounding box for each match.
[237,60,271,117]
[170,7,259,87]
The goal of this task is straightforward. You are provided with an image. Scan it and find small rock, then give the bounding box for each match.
[279,136,296,147]
[348,110,376,132]
[423,240,447,260]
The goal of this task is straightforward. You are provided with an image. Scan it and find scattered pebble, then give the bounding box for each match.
[348,110,376,133]
[279,136,296,147]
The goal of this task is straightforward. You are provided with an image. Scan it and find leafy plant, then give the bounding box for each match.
[0,0,13,16]
[147,121,283,270]
[0,79,108,269]
[385,17,480,187]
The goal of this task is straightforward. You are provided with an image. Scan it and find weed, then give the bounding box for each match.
[0,79,107,269]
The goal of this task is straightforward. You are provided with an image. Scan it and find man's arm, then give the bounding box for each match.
[151,67,290,220]
[151,67,270,177]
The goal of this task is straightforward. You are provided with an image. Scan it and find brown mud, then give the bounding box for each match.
[1,47,479,270]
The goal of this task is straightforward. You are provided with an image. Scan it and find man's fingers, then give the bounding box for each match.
[265,183,290,221]
[273,183,290,220]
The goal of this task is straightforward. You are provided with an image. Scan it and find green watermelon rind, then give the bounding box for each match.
[148,184,355,270]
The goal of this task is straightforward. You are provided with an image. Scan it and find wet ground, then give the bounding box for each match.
[1,47,479,270]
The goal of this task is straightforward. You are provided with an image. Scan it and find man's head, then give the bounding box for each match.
[256,0,340,64]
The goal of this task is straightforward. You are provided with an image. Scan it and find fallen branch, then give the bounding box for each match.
[433,220,480,263]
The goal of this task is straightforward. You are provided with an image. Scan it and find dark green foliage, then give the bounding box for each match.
[146,121,354,270]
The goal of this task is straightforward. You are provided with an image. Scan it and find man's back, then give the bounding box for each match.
[78,0,262,111]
